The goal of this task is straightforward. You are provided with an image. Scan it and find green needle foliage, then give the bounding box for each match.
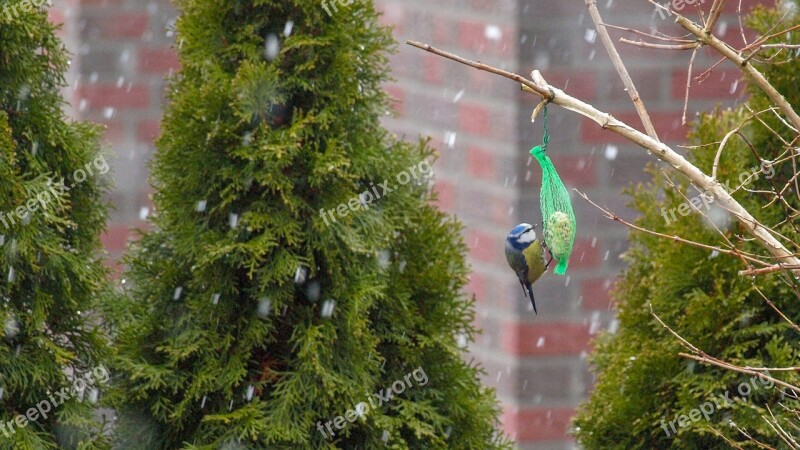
[106,0,511,448]
[0,6,112,450]
[574,3,800,449]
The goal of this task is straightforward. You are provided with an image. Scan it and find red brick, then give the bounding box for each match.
[546,71,597,101]
[459,20,488,53]
[77,85,150,110]
[720,0,772,13]
[376,2,405,35]
[138,48,180,74]
[432,179,455,211]
[459,103,490,136]
[467,228,499,264]
[421,53,445,84]
[101,14,149,38]
[581,278,616,310]
[501,321,592,356]
[569,238,601,270]
[431,16,454,46]
[101,225,130,253]
[384,85,405,115]
[466,146,495,180]
[48,8,66,26]
[98,120,125,143]
[502,406,575,442]
[457,20,513,57]
[671,69,744,99]
[719,29,759,48]
[466,271,487,300]
[137,120,161,145]
[544,155,597,188]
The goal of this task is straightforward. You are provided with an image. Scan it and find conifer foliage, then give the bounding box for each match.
[108,0,511,448]
[0,6,111,450]
[574,3,800,448]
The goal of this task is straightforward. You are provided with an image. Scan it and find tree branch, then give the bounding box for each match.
[405,40,800,275]
[585,0,658,141]
[672,13,800,132]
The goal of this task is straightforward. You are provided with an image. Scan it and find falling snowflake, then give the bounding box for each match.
[321,299,335,318]
[484,25,502,41]
[256,297,271,319]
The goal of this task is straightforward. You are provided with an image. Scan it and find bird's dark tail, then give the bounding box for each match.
[524,282,537,314]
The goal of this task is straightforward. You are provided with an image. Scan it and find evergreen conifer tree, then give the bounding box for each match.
[107,0,511,448]
[574,3,800,448]
[0,6,112,450]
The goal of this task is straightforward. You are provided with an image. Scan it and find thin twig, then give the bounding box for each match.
[683,47,699,125]
[704,0,727,34]
[602,23,694,43]
[680,353,800,395]
[751,284,800,334]
[578,190,770,267]
[619,38,700,50]
[740,265,800,276]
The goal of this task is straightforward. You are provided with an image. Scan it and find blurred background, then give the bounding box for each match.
[50,0,770,447]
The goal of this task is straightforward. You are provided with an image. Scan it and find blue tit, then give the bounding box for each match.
[505,223,552,314]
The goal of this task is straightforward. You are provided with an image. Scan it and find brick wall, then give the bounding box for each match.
[59,0,772,448]
[63,0,179,264]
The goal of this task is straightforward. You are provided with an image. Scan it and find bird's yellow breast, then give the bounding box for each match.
[522,240,546,284]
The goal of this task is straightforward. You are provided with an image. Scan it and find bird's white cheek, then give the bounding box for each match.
[517,232,536,244]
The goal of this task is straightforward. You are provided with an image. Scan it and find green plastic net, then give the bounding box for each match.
[531,106,576,275]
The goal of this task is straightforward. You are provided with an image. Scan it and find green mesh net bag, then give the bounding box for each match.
[531,106,576,275]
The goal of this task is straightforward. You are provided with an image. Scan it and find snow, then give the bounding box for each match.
[294,266,308,284]
[321,299,335,318]
[484,25,502,42]
[256,297,271,318]
[264,34,280,60]
[604,145,618,160]
[584,29,597,44]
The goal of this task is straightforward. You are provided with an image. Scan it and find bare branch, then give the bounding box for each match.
[751,284,800,334]
[740,264,800,276]
[405,41,800,274]
[680,352,800,395]
[704,0,727,34]
[619,38,700,50]
[683,47,699,125]
[672,13,800,132]
[602,23,694,43]
[578,190,770,267]
[585,0,658,140]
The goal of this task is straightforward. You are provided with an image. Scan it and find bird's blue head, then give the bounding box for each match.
[507,223,537,250]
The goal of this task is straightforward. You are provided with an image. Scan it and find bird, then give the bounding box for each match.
[505,223,552,314]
